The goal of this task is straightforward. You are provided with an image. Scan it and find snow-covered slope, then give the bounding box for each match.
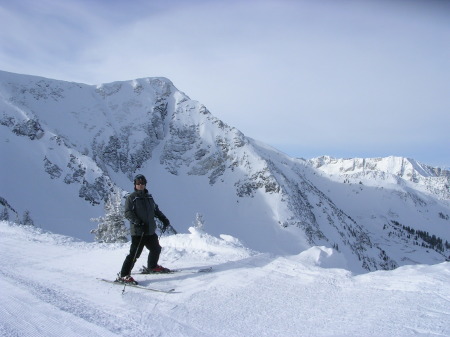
[1,221,449,337]
[0,70,449,272]
[307,156,450,265]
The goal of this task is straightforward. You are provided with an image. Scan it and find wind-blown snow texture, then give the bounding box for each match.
[1,221,449,337]
[0,70,449,273]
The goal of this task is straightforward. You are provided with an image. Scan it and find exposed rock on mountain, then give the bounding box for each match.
[1,70,448,272]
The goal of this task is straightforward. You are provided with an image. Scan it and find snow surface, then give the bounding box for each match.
[1,221,449,337]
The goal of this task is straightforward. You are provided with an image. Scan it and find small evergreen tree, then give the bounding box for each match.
[0,207,9,221]
[22,210,34,226]
[90,187,129,243]
[193,212,205,230]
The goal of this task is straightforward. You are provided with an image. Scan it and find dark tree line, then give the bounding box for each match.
[391,220,449,253]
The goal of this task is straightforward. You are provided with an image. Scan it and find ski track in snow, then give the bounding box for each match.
[0,222,449,337]
[0,251,147,336]
[0,232,211,337]
[0,270,122,337]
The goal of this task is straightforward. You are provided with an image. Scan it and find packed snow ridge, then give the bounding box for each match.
[0,70,449,273]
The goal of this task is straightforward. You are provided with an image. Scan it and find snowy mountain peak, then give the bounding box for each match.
[1,70,449,273]
[309,155,450,200]
[310,155,448,178]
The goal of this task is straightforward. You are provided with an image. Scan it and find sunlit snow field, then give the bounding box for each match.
[1,221,448,337]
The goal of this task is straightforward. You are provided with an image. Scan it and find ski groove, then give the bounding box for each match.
[0,269,147,336]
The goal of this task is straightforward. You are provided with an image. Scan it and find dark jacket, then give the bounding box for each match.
[124,189,169,236]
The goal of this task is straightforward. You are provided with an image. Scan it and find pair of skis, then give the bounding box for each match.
[98,266,213,293]
[97,278,176,293]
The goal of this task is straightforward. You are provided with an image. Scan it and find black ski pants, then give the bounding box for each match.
[120,234,162,277]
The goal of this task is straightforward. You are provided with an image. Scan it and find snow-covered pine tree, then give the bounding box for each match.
[193,212,205,230]
[0,207,9,221]
[90,187,129,243]
[14,213,21,225]
[22,210,34,226]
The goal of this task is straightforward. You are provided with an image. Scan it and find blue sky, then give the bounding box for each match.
[1,0,449,167]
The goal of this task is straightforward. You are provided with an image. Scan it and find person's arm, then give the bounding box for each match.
[154,204,170,227]
[125,195,141,225]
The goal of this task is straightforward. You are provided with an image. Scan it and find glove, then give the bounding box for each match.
[161,218,170,232]
[134,222,144,235]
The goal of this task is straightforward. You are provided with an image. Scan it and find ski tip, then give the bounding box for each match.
[199,267,213,272]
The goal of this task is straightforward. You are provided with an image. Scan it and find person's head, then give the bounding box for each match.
[133,174,147,191]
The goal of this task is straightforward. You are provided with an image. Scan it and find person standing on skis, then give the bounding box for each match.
[117,174,172,284]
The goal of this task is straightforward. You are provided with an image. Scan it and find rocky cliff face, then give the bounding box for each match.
[1,70,448,272]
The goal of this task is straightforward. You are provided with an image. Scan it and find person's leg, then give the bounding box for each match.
[120,235,145,276]
[145,234,162,269]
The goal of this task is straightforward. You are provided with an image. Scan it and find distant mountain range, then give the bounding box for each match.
[1,70,448,273]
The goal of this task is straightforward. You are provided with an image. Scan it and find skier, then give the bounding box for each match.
[116,174,172,284]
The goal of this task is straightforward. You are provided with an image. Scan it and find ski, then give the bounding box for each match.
[172,266,213,274]
[134,266,213,275]
[97,278,176,293]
